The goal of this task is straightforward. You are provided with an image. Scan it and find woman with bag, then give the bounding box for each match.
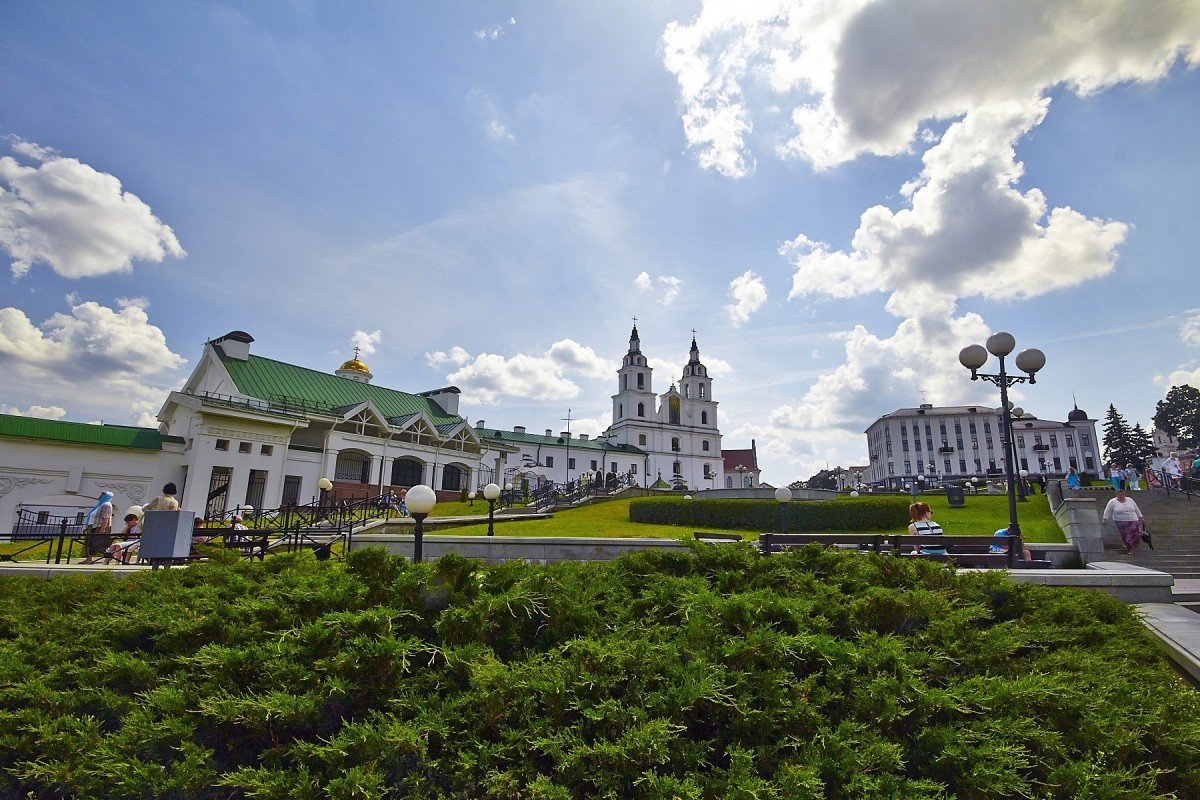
[81,491,114,563]
[1102,488,1150,555]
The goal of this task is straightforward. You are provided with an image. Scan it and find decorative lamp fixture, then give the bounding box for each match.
[774,487,792,535]
[482,482,501,537]
[405,485,437,563]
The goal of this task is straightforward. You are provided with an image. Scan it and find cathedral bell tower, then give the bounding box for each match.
[612,324,654,423]
[679,334,716,429]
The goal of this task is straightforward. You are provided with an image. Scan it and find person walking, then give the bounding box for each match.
[1163,452,1183,490]
[1066,467,1080,490]
[81,491,114,564]
[1108,461,1123,491]
[1103,488,1150,555]
[1124,463,1141,491]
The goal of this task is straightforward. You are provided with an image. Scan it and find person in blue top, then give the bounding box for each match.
[988,528,1033,561]
[1066,467,1080,490]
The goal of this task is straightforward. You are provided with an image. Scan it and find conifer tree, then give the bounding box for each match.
[1102,404,1133,466]
[1128,423,1156,468]
[1153,384,1200,449]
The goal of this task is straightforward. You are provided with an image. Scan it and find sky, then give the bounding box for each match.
[1,1,1199,485]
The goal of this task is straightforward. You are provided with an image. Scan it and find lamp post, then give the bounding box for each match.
[1017,468,1029,502]
[915,475,926,498]
[482,482,501,537]
[959,333,1046,540]
[774,487,792,534]
[735,464,747,488]
[317,477,332,515]
[405,484,437,563]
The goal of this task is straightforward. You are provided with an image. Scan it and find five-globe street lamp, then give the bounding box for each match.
[959,332,1046,543]
[405,484,437,563]
[774,487,792,534]
[482,482,501,537]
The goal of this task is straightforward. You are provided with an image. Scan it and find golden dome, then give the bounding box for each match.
[338,357,371,374]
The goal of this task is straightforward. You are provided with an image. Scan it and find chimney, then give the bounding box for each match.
[476,420,485,429]
[545,429,553,437]
[211,330,253,361]
[560,431,570,439]
[418,386,461,415]
[514,425,526,434]
[579,434,589,441]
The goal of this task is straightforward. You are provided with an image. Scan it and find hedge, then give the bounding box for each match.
[629,495,912,532]
[2,547,1197,798]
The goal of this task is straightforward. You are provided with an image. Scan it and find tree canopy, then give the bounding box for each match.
[1153,384,1200,450]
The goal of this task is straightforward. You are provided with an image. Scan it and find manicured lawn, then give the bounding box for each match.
[432,492,1067,543]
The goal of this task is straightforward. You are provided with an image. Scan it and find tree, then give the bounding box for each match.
[1153,384,1200,449]
[1128,423,1156,468]
[805,469,838,490]
[1102,404,1134,466]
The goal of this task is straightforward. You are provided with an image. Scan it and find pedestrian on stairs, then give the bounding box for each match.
[1102,488,1150,555]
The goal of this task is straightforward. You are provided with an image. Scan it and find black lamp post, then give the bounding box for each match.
[483,482,501,536]
[959,333,1046,541]
[405,485,437,563]
[774,487,792,534]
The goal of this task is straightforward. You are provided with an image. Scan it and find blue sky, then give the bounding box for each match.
[1,1,1198,483]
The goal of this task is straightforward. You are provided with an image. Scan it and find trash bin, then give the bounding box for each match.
[945,484,965,508]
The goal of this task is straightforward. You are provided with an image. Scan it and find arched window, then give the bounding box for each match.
[671,437,680,452]
[672,460,681,476]
[702,440,709,451]
[703,464,711,478]
[622,374,627,389]
[335,450,371,483]
[669,397,680,424]
[637,373,644,389]
[619,403,623,418]
[441,464,465,491]
[726,476,733,488]
[684,385,691,399]
[699,384,706,399]
[701,411,708,424]
[390,457,423,487]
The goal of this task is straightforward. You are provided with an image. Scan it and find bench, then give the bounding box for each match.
[693,531,745,544]
[216,529,270,560]
[760,533,1048,569]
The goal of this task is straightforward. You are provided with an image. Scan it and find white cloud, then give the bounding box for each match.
[0,139,185,278]
[634,271,682,305]
[475,17,516,41]
[486,120,516,142]
[0,404,66,419]
[435,338,615,405]
[351,329,382,355]
[425,346,471,368]
[724,269,767,327]
[567,415,608,440]
[1155,367,1200,390]
[663,1,1200,173]
[1181,309,1200,348]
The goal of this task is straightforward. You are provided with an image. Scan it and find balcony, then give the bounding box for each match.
[938,446,954,454]
[1032,444,1050,452]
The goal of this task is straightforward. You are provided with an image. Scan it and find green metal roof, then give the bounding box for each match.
[0,414,184,450]
[474,426,645,455]
[217,351,462,426]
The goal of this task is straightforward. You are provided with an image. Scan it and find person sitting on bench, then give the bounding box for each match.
[987,528,1033,561]
[908,502,946,555]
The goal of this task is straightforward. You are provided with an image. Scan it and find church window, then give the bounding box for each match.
[673,460,681,475]
[701,411,708,424]
[726,476,733,488]
[669,396,680,424]
[684,385,690,398]
[630,464,637,474]
[545,456,554,468]
[623,375,627,389]
[671,437,680,452]
[702,440,709,451]
[638,434,647,445]
[637,373,644,389]
[618,403,623,418]
[699,384,705,399]
[637,402,645,417]
[703,464,711,478]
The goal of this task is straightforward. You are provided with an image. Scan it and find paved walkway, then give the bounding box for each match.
[1137,603,1200,685]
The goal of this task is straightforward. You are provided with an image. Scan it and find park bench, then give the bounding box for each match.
[693,531,745,544]
[758,533,1051,569]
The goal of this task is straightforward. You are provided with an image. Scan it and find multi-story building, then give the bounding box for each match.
[864,403,1100,488]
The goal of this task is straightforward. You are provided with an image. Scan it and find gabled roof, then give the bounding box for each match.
[474,425,646,455]
[722,449,758,471]
[0,414,184,451]
[216,352,462,426]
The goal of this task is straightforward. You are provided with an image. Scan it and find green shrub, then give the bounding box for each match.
[0,547,1197,798]
[629,495,912,532]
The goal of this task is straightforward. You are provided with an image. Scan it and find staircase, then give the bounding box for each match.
[1067,487,1200,580]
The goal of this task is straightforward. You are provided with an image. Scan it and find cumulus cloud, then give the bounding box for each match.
[567,414,609,440]
[0,404,66,419]
[425,346,471,368]
[0,139,185,278]
[1155,367,1200,390]
[725,269,767,327]
[663,1,1200,173]
[1181,309,1200,347]
[475,17,516,41]
[634,271,682,305]
[435,339,616,405]
[351,329,382,355]
[0,298,185,426]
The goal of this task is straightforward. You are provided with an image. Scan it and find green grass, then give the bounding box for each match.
[427,492,1067,543]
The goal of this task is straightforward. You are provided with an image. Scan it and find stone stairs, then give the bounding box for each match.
[1065,488,1200,602]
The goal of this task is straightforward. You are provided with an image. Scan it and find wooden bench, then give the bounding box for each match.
[759,533,1038,569]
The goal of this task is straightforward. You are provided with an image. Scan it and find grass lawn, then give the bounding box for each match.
[427,492,1067,543]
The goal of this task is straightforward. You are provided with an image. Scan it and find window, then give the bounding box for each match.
[699,384,706,399]
[1069,457,1078,469]
[1085,456,1095,470]
[441,465,464,491]
[618,403,623,418]
[245,469,267,510]
[956,438,964,449]
[1082,433,1091,446]
[954,423,962,434]
[1053,457,1062,470]
[702,440,710,451]
[959,459,967,472]
[637,402,645,417]
[974,458,982,471]
[215,439,230,451]
[941,438,949,448]
[669,396,680,424]
[900,425,907,436]
[622,375,628,389]
[701,411,708,424]
[391,458,422,486]
[672,460,681,475]
[916,460,924,473]
[545,456,554,468]
[902,441,909,452]
[939,423,947,435]
[914,439,921,451]
[671,437,680,452]
[904,461,912,474]
[926,439,933,451]
[985,438,993,449]
[944,459,952,473]
[703,464,711,477]
[726,477,733,488]
[984,422,992,434]
[630,464,637,474]
[1020,457,1029,470]
[638,434,647,445]
[568,458,576,470]
[887,462,895,475]
[1049,434,1057,447]
[238,442,252,454]
[969,422,977,434]
[611,462,617,473]
[1066,435,1074,447]
[282,475,302,506]
[971,438,978,449]
[590,460,598,471]
[1017,435,1025,447]
[260,445,273,456]
[637,373,644,389]
[924,424,932,436]
[1034,434,1043,446]
[886,445,893,457]
[684,385,691,398]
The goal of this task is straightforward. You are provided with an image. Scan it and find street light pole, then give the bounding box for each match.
[405,484,437,563]
[774,487,792,534]
[482,482,501,536]
[959,333,1046,541]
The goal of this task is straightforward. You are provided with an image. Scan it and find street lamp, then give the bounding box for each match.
[405,484,437,563]
[735,464,747,488]
[774,487,792,534]
[482,482,501,537]
[1017,468,1029,502]
[959,333,1046,542]
[317,477,333,512]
